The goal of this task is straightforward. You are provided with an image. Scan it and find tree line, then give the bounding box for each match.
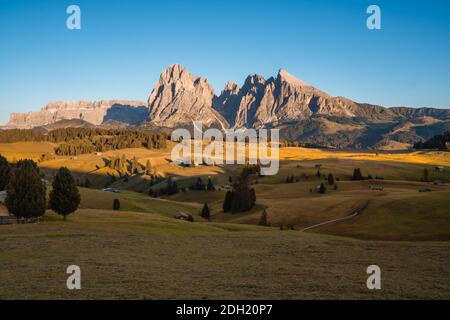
[0,154,80,221]
[414,131,450,150]
[0,128,168,156]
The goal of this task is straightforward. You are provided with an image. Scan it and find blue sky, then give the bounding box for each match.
[0,0,449,124]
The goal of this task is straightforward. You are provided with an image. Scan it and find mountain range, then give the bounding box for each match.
[6,64,450,149]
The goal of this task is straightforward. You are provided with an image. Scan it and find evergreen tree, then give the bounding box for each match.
[145,160,152,175]
[84,177,92,188]
[223,190,233,212]
[50,167,81,220]
[259,209,269,226]
[231,176,254,213]
[423,168,429,182]
[0,154,11,190]
[207,177,214,191]
[319,183,326,194]
[113,198,121,210]
[200,202,210,219]
[327,173,334,185]
[352,168,363,180]
[250,188,256,206]
[166,177,179,195]
[195,177,204,190]
[5,159,46,220]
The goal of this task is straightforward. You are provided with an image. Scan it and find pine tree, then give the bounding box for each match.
[250,188,256,206]
[6,160,46,220]
[423,168,429,182]
[50,167,81,220]
[200,202,210,219]
[0,154,11,190]
[195,177,204,190]
[166,177,179,195]
[259,209,269,226]
[352,168,363,180]
[207,177,214,191]
[327,173,334,185]
[231,176,254,213]
[223,190,233,212]
[113,198,121,210]
[145,159,152,175]
[319,183,326,194]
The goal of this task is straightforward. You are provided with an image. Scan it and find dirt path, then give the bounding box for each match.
[300,201,369,232]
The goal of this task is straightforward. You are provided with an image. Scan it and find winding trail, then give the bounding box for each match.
[300,201,369,232]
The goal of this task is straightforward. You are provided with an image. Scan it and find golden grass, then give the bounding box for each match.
[278,147,450,167]
[0,142,56,162]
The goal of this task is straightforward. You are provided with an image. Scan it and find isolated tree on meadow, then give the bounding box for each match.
[423,168,429,182]
[207,177,214,191]
[145,160,152,175]
[223,190,233,212]
[113,198,121,211]
[200,203,210,219]
[259,209,269,226]
[0,154,11,190]
[319,183,326,194]
[50,167,81,220]
[352,168,363,181]
[316,169,321,177]
[6,160,46,220]
[327,173,334,186]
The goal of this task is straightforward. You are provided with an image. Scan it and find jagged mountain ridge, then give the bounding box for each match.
[7,100,148,129]
[147,64,228,130]
[5,64,450,149]
[147,64,449,148]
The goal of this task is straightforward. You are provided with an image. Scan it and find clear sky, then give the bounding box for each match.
[0,0,449,124]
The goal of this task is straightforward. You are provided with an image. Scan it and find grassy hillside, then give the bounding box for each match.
[78,187,202,218]
[1,142,450,299]
[316,189,450,241]
[0,209,449,299]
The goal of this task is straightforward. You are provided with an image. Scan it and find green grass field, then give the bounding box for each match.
[1,144,449,299]
[1,208,449,299]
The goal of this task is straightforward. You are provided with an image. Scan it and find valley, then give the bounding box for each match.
[0,139,449,299]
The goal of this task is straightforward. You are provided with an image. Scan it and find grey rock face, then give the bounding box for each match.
[7,100,147,129]
[147,64,228,129]
[213,69,401,129]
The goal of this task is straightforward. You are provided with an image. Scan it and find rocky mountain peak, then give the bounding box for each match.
[277,68,309,87]
[243,74,266,89]
[147,64,228,129]
[158,64,192,86]
[223,81,240,93]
